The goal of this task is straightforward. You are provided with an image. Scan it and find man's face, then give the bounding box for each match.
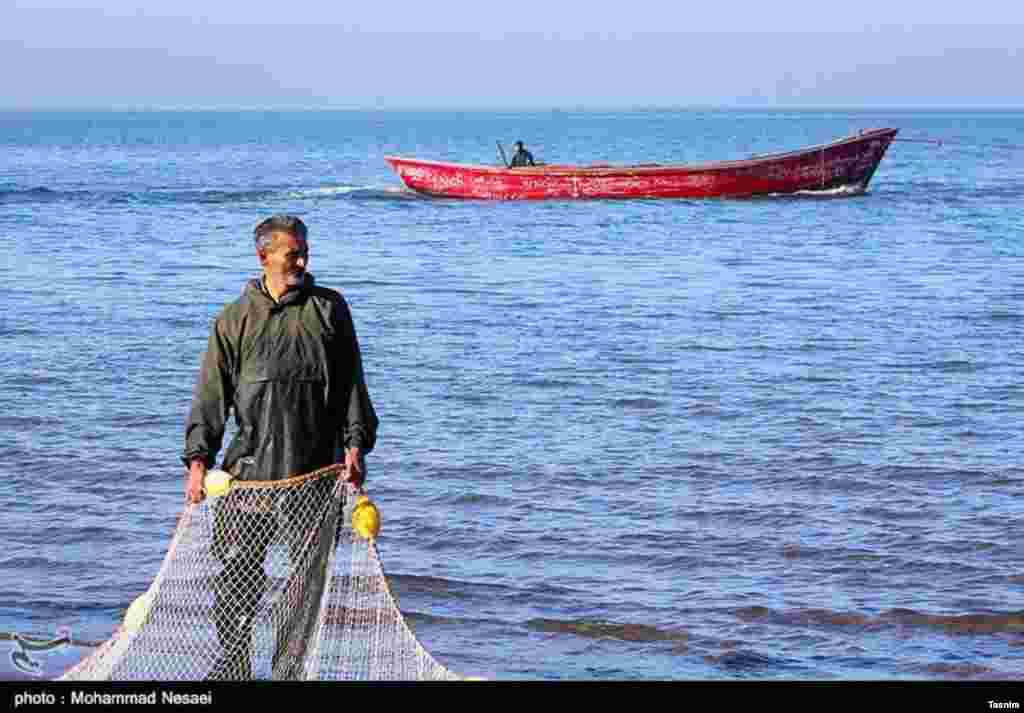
[259,231,308,289]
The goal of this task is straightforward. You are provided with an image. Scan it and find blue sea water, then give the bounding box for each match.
[1,109,1022,681]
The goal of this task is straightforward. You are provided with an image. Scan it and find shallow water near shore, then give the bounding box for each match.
[1,108,1023,680]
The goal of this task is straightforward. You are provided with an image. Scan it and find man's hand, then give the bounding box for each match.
[186,459,207,504]
[344,447,366,489]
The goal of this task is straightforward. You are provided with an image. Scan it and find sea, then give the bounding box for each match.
[1,108,1022,682]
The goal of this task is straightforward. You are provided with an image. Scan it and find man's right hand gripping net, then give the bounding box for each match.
[59,464,461,681]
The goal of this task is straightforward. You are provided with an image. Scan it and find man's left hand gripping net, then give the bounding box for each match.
[59,465,461,681]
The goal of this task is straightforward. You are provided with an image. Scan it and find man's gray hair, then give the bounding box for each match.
[254,215,308,253]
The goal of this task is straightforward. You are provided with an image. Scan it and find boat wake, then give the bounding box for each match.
[752,183,869,200]
[792,183,868,198]
[284,185,424,201]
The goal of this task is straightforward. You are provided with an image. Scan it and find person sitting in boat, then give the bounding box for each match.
[510,141,536,167]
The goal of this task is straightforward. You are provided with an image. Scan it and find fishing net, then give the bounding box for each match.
[59,464,461,681]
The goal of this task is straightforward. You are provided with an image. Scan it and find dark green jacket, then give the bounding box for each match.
[183,273,378,481]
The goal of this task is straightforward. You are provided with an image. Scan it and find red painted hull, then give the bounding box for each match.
[385,128,898,200]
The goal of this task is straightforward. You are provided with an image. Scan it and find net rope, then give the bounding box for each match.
[59,464,460,681]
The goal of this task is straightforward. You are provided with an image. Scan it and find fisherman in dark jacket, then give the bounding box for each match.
[510,140,536,167]
[183,215,378,680]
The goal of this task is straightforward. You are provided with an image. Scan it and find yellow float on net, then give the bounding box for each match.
[123,590,154,633]
[203,469,233,498]
[352,495,381,540]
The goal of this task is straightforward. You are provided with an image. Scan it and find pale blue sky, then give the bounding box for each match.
[4,1,1022,108]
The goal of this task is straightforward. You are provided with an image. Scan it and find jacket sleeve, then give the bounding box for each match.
[333,298,379,455]
[182,316,236,467]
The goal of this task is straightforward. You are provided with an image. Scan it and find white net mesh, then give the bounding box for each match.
[59,465,460,681]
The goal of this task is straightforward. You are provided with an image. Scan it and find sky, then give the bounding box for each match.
[3,1,1022,109]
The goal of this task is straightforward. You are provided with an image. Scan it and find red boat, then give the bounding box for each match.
[385,128,898,200]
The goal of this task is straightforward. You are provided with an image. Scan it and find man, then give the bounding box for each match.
[182,215,378,680]
[510,140,536,167]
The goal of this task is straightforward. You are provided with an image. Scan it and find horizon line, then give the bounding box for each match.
[3,103,1024,113]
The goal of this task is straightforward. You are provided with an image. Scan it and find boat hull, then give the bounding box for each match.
[385,128,898,200]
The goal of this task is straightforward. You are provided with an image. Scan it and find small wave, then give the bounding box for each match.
[909,662,1007,679]
[106,413,171,428]
[794,374,843,383]
[0,415,51,428]
[525,618,689,643]
[521,378,577,390]
[388,573,512,599]
[680,342,735,352]
[0,186,272,205]
[735,606,874,629]
[703,649,792,671]
[0,556,84,573]
[0,326,41,338]
[330,186,425,201]
[0,631,103,648]
[449,493,511,507]
[3,373,68,388]
[612,398,663,410]
[1,186,56,194]
[710,310,771,319]
[162,189,277,205]
[948,184,1024,203]
[400,610,470,628]
[286,186,365,198]
[733,606,1024,635]
[872,465,989,483]
[857,505,933,522]
[880,360,980,374]
[0,184,418,206]
[879,609,1024,634]
[0,186,62,203]
[418,286,501,296]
